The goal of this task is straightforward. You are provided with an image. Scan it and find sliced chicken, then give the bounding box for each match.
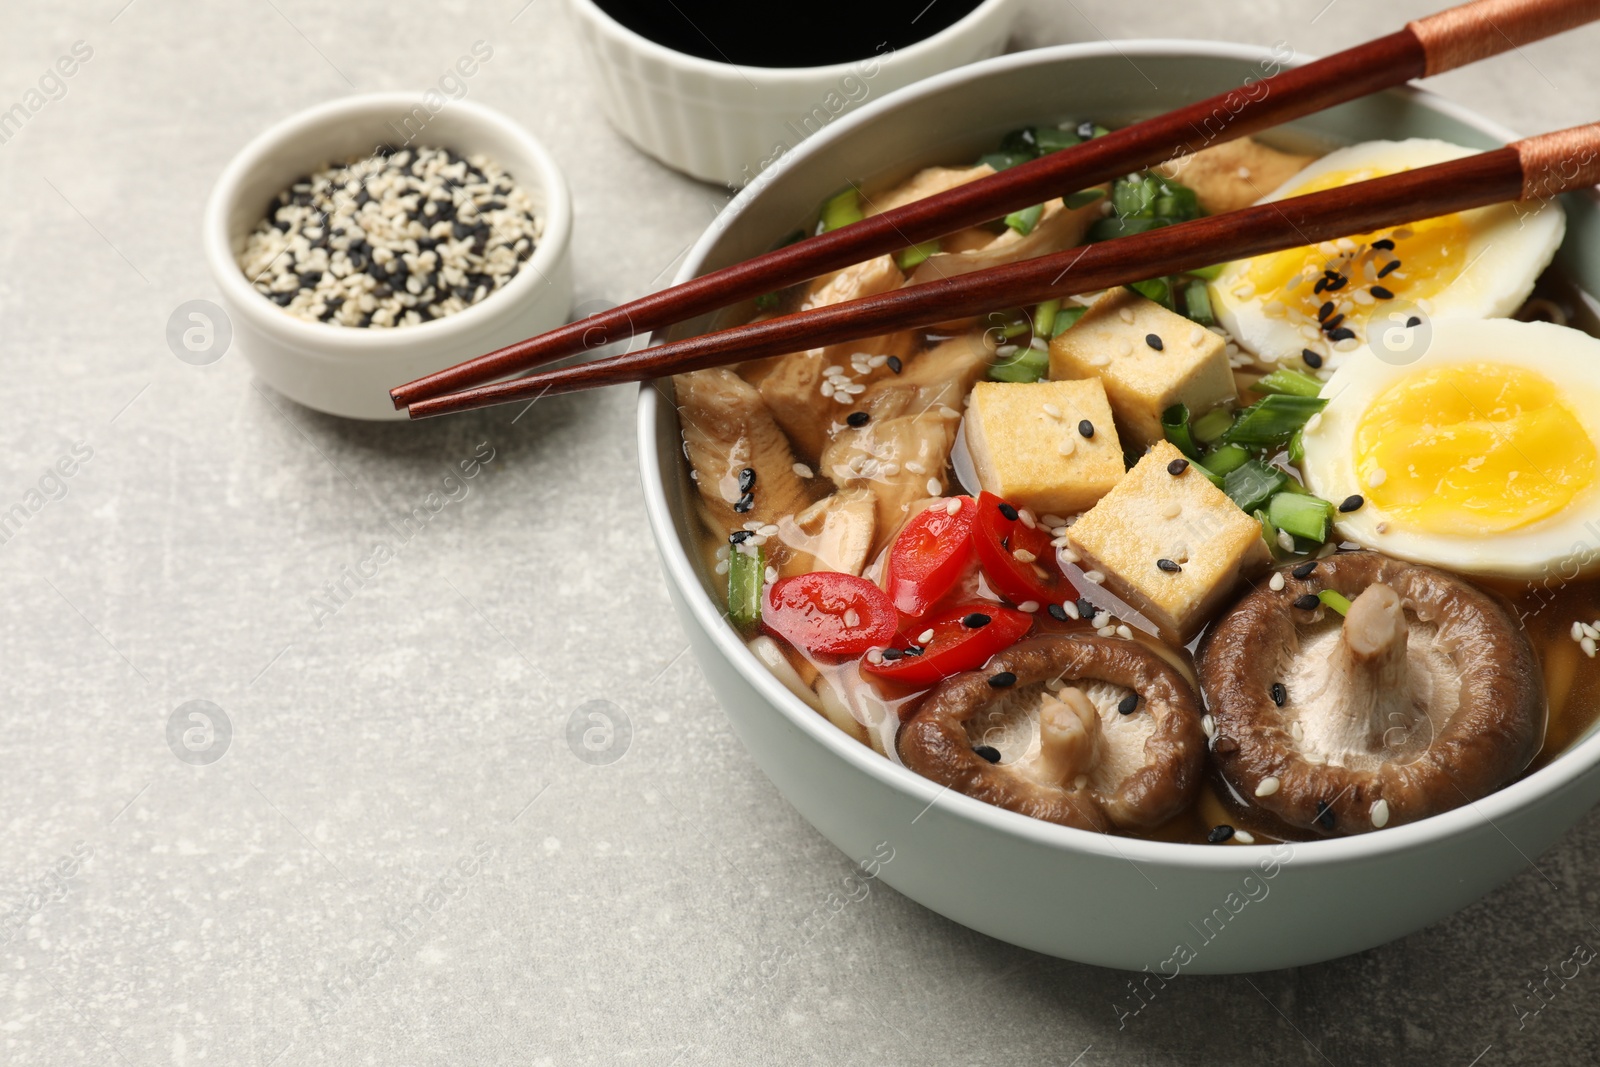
[819,330,995,547]
[750,254,912,464]
[1154,137,1316,215]
[907,188,1107,288]
[776,488,877,577]
[863,163,994,217]
[675,368,820,570]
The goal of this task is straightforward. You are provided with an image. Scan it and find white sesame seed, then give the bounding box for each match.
[1201,714,1215,738]
[843,609,861,628]
[1097,625,1115,637]
[1234,831,1255,845]
[1019,509,1037,528]
[1018,600,1040,613]
[793,462,813,478]
[1063,601,1080,619]
[1043,403,1063,419]
[1583,622,1600,640]
[1584,636,1597,658]
[1189,326,1206,347]
[1059,549,1080,564]
[1269,572,1286,592]
[820,382,835,398]
[945,498,961,515]
[1084,570,1105,584]
[1255,776,1281,798]
[1277,529,1296,553]
[744,519,763,531]
[917,628,935,644]
[869,354,888,368]
[1118,306,1135,324]
[1092,612,1110,629]
[1573,621,1585,641]
[1030,337,1049,352]
[1072,774,1089,791]
[925,477,942,496]
[715,559,730,575]
[1117,337,1133,357]
[904,460,927,475]
[1162,501,1181,519]
[1370,799,1390,828]
[823,365,843,376]
[1291,721,1304,743]
[867,648,884,665]
[1376,521,1390,534]
[1057,437,1076,457]
[1040,514,1066,528]
[1116,624,1133,639]
[758,524,779,537]
[764,566,778,584]
[1012,549,1037,563]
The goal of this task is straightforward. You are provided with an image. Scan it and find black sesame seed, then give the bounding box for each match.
[988,671,1017,689]
[729,530,752,544]
[1270,681,1287,707]
[1338,494,1365,513]
[1077,598,1096,620]
[1291,560,1318,579]
[1315,801,1337,831]
[737,467,757,494]
[1047,603,1069,622]
[1326,276,1348,292]
[1371,238,1395,251]
[881,648,903,661]
[1078,419,1095,439]
[1322,313,1345,332]
[973,745,1001,764]
[1370,285,1394,300]
[1145,333,1164,351]
[887,355,902,374]
[1317,301,1334,321]
[1378,260,1401,278]
[1293,593,1321,611]
[1313,277,1329,295]
[998,502,1019,521]
[1167,457,1190,476]
[962,612,992,629]
[1156,558,1181,573]
[1117,693,1139,715]
[734,493,755,514]
[846,411,871,428]
[1328,327,1356,342]
[1207,824,1236,844]
[1406,316,1422,328]
[1301,348,1324,369]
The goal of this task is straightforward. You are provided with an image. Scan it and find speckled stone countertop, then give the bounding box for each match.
[2,1,1597,1064]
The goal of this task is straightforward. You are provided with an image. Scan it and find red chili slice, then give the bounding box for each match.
[972,492,1077,607]
[763,572,899,658]
[863,602,1033,690]
[884,497,977,618]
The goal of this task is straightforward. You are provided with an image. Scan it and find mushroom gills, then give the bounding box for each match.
[963,680,1154,793]
[1281,583,1460,770]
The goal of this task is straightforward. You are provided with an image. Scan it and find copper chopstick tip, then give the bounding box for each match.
[1514,121,1600,201]
[1410,0,1600,77]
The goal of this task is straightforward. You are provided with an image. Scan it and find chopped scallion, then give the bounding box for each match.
[753,293,780,311]
[819,188,863,232]
[1183,281,1214,326]
[1191,405,1235,445]
[1319,589,1353,616]
[1224,459,1289,514]
[1254,368,1325,398]
[1185,262,1227,281]
[1204,443,1251,476]
[1052,305,1088,338]
[988,346,1049,383]
[1221,394,1327,450]
[1268,491,1334,543]
[1034,298,1061,338]
[896,240,940,271]
[1128,276,1172,309]
[1005,203,1045,236]
[1064,187,1106,210]
[727,545,764,630]
[1162,403,1201,460]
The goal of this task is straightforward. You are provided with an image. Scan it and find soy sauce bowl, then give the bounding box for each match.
[638,41,1600,972]
[567,0,1021,187]
[204,92,573,421]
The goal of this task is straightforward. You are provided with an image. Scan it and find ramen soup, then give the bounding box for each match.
[674,124,1600,845]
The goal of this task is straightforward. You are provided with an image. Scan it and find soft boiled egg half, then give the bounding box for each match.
[1301,318,1600,579]
[1211,139,1566,370]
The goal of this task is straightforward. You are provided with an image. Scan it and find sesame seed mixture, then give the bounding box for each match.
[237,145,541,329]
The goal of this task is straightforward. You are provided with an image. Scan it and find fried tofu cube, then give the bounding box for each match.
[1067,441,1269,643]
[963,379,1124,516]
[1153,137,1317,215]
[1049,290,1237,448]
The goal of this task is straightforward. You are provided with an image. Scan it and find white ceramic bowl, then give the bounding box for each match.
[639,41,1600,972]
[566,0,1021,187]
[204,93,573,421]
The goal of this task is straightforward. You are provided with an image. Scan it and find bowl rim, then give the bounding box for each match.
[638,37,1600,871]
[202,91,573,357]
[566,0,1019,84]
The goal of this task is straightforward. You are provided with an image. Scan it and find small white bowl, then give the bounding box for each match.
[640,41,1600,972]
[566,0,1021,187]
[204,92,573,421]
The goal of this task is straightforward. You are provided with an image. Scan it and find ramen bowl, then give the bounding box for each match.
[637,41,1600,972]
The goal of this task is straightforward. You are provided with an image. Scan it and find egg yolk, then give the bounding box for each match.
[1353,362,1596,535]
[1235,166,1472,331]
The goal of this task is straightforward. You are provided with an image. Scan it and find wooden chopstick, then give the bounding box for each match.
[406,122,1600,419]
[391,0,1600,411]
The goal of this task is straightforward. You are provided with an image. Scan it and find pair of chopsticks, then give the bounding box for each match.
[397,0,1600,419]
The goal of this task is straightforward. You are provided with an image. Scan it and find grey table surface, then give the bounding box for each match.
[2,1,1598,1064]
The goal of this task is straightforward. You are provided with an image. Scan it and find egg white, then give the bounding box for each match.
[1211,139,1566,371]
[1301,318,1600,579]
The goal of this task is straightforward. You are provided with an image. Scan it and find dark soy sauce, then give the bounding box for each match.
[593,0,985,67]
